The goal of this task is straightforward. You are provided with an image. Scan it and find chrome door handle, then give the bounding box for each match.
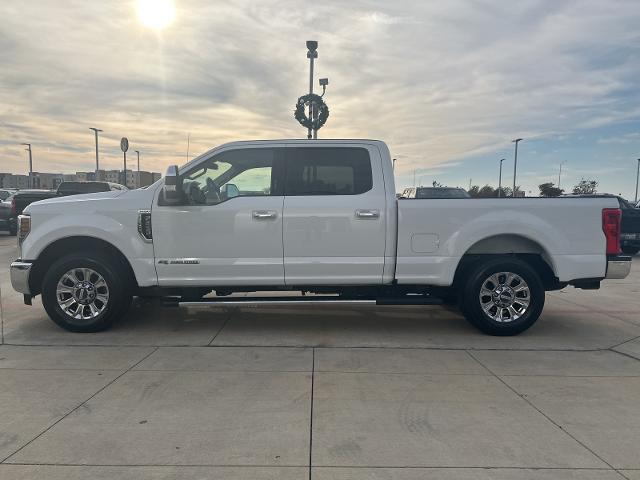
[252,210,277,219]
[355,209,380,219]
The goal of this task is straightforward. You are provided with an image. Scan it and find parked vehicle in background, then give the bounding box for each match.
[56,181,127,196]
[0,188,18,201]
[401,186,471,199]
[2,190,57,235]
[619,197,640,255]
[10,139,631,336]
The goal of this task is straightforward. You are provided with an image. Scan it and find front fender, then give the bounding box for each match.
[22,213,157,288]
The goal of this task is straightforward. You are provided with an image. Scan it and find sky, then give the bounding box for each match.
[1,0,640,197]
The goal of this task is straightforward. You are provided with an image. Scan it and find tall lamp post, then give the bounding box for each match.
[306,40,318,140]
[89,127,102,176]
[512,138,523,196]
[635,158,640,203]
[135,150,140,188]
[498,158,506,197]
[558,160,567,190]
[21,143,33,188]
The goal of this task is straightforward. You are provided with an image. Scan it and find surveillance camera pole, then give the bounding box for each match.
[306,41,318,140]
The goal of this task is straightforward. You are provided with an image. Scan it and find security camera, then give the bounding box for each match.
[306,40,318,51]
[319,78,329,87]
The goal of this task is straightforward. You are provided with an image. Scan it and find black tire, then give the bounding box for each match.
[460,257,545,336]
[622,247,639,256]
[41,253,132,332]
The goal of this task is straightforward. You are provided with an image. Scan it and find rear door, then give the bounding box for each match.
[282,145,387,285]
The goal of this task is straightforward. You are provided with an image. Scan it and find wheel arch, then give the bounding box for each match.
[452,234,560,291]
[29,236,138,296]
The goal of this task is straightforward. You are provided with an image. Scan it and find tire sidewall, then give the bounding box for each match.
[42,254,126,332]
[463,258,545,336]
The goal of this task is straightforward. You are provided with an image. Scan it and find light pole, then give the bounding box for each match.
[21,143,33,188]
[135,150,140,188]
[635,158,640,203]
[512,138,523,196]
[306,40,318,140]
[558,160,567,190]
[89,127,102,176]
[498,158,506,197]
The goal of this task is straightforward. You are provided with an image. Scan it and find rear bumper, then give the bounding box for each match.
[621,233,640,247]
[605,255,632,279]
[10,260,33,295]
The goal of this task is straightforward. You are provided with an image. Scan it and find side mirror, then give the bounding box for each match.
[162,165,183,204]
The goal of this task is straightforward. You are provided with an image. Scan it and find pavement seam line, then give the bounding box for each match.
[608,334,640,351]
[607,348,640,365]
[550,294,640,327]
[465,350,618,471]
[0,463,625,470]
[309,347,315,480]
[207,310,233,346]
[0,346,160,464]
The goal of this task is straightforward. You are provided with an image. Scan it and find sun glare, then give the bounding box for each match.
[137,0,175,30]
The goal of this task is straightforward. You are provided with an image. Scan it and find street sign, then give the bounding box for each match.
[120,137,129,153]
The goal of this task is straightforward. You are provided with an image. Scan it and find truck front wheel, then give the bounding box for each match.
[41,253,132,332]
[460,258,545,336]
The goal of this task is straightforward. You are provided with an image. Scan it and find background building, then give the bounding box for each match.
[1,170,161,190]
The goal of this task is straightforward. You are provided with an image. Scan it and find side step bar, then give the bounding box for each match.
[164,295,443,307]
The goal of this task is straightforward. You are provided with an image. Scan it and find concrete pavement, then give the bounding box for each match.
[1,233,639,479]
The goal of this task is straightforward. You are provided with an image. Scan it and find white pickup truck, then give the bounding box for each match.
[10,139,631,335]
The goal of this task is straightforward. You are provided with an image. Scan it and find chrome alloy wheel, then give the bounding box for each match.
[56,268,109,320]
[478,272,530,323]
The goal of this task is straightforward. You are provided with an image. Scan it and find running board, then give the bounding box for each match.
[164,296,443,307]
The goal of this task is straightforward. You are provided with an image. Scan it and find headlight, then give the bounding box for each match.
[17,214,31,244]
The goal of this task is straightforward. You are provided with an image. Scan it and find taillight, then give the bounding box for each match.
[602,208,621,255]
[10,198,16,215]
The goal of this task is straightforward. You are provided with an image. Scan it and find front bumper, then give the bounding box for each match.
[605,255,632,279]
[10,260,33,295]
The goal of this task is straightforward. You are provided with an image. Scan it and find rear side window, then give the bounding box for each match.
[285,147,372,195]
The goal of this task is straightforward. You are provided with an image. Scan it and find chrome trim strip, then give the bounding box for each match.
[179,299,376,307]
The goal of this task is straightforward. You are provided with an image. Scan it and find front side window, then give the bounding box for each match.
[285,147,372,196]
[181,148,279,205]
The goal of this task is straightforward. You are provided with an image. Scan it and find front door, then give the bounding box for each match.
[282,145,387,285]
[152,145,286,286]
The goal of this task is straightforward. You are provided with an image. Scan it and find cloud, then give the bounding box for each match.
[0,0,639,192]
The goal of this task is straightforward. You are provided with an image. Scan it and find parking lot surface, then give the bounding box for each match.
[1,234,639,479]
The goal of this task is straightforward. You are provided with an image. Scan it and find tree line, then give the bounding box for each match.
[460,178,598,197]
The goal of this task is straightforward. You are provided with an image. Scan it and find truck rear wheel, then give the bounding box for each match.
[460,258,544,336]
[41,253,132,332]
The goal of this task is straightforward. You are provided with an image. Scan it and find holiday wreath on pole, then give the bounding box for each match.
[294,93,329,131]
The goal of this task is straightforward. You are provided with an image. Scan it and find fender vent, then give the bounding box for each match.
[138,210,152,242]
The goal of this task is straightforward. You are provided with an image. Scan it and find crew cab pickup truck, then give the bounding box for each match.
[10,140,631,336]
